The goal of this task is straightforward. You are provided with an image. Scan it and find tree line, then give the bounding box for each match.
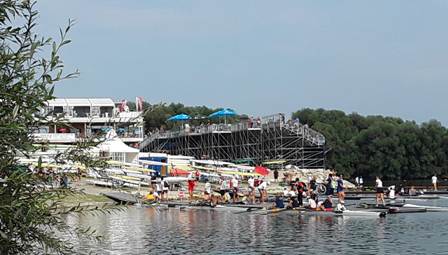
[135,102,446,180]
[293,108,448,180]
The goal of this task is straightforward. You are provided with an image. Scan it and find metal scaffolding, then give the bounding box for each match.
[140,114,327,168]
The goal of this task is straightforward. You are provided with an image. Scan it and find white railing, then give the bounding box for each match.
[32,133,76,143]
[140,114,326,149]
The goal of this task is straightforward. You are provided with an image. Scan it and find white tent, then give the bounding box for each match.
[97,130,139,163]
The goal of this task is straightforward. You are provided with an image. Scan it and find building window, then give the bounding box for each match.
[73,106,90,117]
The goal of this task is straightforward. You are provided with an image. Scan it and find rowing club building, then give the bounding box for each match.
[32,98,144,147]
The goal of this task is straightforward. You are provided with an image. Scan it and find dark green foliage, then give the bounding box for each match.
[0,1,111,254]
[292,109,448,180]
[0,172,109,254]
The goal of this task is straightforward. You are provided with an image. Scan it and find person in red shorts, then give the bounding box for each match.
[188,178,196,200]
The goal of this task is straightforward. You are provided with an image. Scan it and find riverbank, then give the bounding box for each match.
[66,177,448,208]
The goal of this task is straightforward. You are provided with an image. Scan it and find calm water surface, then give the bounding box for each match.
[67,198,448,255]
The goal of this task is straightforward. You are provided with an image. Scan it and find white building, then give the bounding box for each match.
[33,98,144,146]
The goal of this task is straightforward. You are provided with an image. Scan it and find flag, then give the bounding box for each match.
[136,97,144,112]
[119,100,127,112]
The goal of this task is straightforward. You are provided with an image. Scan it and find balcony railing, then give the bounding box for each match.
[32,133,76,143]
[141,114,326,148]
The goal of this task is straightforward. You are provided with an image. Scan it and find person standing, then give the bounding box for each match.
[359,176,364,190]
[248,176,255,204]
[161,177,169,201]
[77,167,82,182]
[432,174,438,191]
[155,178,163,202]
[309,176,317,193]
[295,178,306,206]
[258,179,267,203]
[375,176,385,207]
[326,174,334,195]
[188,177,196,200]
[273,169,279,183]
[336,175,345,204]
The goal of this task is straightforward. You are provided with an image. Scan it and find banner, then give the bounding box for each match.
[119,100,127,112]
[136,97,144,112]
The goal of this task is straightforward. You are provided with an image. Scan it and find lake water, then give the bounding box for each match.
[67,198,448,255]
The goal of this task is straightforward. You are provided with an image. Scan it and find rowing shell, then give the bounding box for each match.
[403,204,448,212]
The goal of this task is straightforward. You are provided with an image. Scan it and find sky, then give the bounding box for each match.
[37,0,448,124]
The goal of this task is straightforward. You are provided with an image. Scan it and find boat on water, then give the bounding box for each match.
[403,204,448,212]
[388,207,427,214]
[400,195,440,200]
[358,202,405,209]
[102,192,139,204]
[286,208,385,217]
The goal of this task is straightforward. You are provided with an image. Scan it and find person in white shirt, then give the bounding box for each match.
[388,185,396,199]
[308,197,317,209]
[283,187,289,197]
[204,181,211,201]
[432,175,438,191]
[375,176,385,206]
[258,180,267,203]
[155,179,163,202]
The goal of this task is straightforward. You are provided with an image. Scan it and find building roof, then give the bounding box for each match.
[47,98,115,107]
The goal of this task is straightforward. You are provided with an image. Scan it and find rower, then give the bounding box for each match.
[319,195,333,211]
[287,196,301,209]
[388,185,396,199]
[274,194,285,209]
[306,192,318,210]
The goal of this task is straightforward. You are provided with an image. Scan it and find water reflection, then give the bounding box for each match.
[67,199,448,255]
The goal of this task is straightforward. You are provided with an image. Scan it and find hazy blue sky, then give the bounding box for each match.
[37,0,448,124]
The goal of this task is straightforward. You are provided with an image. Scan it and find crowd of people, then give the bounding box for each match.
[271,173,345,212]
[143,167,445,212]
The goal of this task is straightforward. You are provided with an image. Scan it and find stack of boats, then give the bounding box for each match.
[86,158,264,189]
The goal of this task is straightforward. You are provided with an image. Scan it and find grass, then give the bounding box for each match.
[61,193,113,204]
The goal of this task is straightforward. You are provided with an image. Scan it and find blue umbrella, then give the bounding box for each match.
[209,108,237,124]
[209,108,237,118]
[167,113,191,121]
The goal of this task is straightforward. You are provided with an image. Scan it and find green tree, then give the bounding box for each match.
[0,1,106,254]
[292,108,448,180]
